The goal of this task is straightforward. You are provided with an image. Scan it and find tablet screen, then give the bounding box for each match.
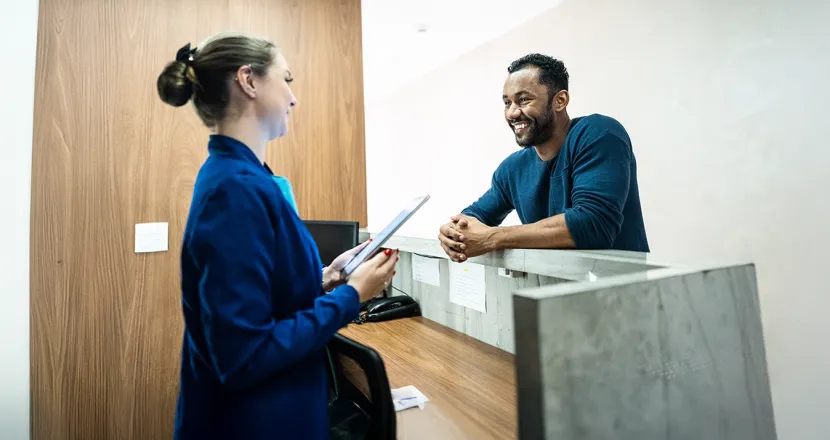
[342,195,430,276]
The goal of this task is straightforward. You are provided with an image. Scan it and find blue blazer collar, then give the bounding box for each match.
[208,135,264,169]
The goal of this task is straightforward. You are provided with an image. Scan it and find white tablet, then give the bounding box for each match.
[342,195,430,276]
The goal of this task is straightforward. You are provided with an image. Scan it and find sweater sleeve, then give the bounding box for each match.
[189,174,360,392]
[564,134,631,249]
[461,164,514,226]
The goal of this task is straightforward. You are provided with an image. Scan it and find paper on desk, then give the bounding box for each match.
[412,254,441,287]
[449,261,486,313]
[391,385,429,412]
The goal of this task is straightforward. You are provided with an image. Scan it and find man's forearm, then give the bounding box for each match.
[490,214,576,250]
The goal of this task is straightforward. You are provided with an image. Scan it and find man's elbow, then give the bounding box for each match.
[564,209,621,249]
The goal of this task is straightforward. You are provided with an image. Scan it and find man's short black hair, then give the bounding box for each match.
[507,54,569,95]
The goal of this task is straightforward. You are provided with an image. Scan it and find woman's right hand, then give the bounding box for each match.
[347,248,399,303]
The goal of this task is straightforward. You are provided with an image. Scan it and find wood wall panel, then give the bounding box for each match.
[30,1,366,439]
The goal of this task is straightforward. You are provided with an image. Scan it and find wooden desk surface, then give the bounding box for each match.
[339,317,516,440]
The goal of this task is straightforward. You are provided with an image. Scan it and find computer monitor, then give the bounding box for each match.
[303,220,359,266]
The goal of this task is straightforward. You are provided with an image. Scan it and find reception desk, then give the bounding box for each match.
[350,233,777,440]
[340,317,515,440]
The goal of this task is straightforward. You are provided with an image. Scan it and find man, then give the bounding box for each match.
[438,54,649,262]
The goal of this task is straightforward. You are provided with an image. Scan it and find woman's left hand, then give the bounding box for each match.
[322,239,371,291]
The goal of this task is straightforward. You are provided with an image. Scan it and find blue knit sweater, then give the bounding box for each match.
[462,114,649,252]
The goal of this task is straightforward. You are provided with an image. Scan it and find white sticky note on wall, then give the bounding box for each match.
[412,254,441,287]
[449,262,486,313]
[135,222,169,253]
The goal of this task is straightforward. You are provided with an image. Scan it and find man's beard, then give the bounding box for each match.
[512,102,555,148]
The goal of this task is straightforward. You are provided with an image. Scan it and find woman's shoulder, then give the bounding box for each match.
[187,163,279,226]
[196,159,273,199]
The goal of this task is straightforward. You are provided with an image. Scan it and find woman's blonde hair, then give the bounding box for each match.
[156,32,276,127]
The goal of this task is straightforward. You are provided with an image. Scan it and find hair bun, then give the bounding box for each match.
[156,60,193,107]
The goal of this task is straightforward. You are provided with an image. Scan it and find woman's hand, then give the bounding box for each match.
[348,248,399,303]
[322,240,371,291]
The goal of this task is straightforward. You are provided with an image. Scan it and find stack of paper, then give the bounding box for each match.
[391,385,429,412]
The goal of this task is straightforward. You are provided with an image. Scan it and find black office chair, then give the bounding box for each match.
[327,334,396,440]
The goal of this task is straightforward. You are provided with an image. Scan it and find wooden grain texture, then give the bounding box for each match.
[340,318,517,440]
[29,1,365,439]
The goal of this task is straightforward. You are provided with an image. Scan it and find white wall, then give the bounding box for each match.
[0,0,37,438]
[361,0,561,105]
[363,0,830,438]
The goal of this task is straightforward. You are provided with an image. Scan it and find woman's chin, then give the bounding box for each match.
[268,124,289,141]
[278,119,290,137]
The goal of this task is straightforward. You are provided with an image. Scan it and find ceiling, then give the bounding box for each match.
[361,0,563,104]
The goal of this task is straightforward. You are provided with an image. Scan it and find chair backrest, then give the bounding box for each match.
[327,334,396,440]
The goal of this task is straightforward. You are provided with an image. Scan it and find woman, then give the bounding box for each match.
[157,32,398,440]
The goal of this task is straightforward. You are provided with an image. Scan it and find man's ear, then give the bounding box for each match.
[553,89,569,112]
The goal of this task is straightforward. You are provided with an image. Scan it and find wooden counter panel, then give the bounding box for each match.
[340,317,516,439]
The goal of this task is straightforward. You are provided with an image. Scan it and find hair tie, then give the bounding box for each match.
[175,43,197,65]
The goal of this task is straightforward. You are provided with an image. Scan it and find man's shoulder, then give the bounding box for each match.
[571,114,630,142]
[498,147,536,167]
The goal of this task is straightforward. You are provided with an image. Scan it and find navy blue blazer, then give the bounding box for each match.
[174,135,360,440]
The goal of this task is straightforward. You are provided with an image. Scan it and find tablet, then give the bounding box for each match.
[342,195,430,276]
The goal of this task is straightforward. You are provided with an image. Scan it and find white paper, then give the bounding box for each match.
[449,262,487,313]
[135,222,169,253]
[411,254,441,287]
[391,385,429,412]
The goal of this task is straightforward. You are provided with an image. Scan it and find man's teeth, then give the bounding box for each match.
[514,122,528,129]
